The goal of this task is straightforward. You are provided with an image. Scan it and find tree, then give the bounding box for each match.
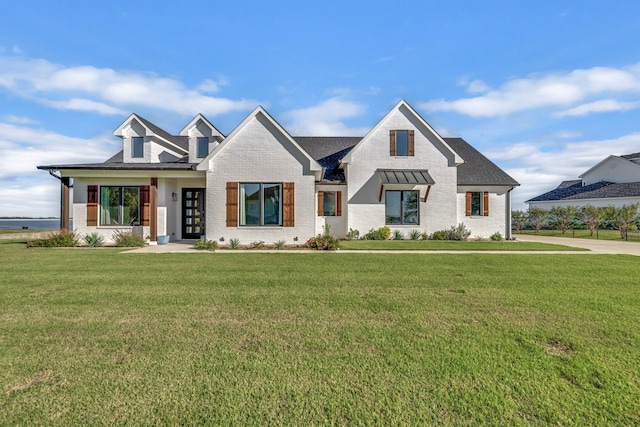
[550,205,579,234]
[580,205,602,236]
[512,210,527,232]
[613,203,640,240]
[527,207,549,234]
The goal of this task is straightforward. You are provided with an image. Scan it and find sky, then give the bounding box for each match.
[2,0,640,217]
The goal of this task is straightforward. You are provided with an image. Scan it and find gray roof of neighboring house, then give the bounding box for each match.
[526,180,640,203]
[444,138,520,186]
[621,152,640,161]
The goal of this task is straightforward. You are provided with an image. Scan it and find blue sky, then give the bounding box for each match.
[2,0,640,216]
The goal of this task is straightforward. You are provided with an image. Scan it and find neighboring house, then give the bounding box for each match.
[526,152,640,210]
[38,100,519,244]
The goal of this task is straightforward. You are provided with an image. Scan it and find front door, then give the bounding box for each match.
[182,188,205,239]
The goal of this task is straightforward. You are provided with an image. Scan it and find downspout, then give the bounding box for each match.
[506,187,514,240]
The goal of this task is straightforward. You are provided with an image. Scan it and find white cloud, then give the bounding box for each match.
[282,97,370,136]
[0,54,257,117]
[556,99,640,117]
[3,115,39,125]
[493,133,640,209]
[420,64,640,117]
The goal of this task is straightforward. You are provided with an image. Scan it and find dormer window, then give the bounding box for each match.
[132,137,144,158]
[197,137,209,158]
[390,130,415,156]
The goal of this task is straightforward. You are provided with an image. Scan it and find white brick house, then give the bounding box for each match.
[38,100,519,244]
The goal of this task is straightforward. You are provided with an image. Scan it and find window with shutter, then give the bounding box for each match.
[318,191,341,216]
[390,130,414,156]
[466,191,489,216]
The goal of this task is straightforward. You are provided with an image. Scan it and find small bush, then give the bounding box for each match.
[409,230,421,240]
[448,223,472,241]
[27,229,80,247]
[112,230,146,247]
[363,226,391,240]
[274,240,286,250]
[490,232,504,241]
[84,232,104,247]
[420,232,429,241]
[393,230,404,240]
[250,241,265,249]
[229,238,241,249]
[430,230,449,240]
[306,234,340,250]
[193,238,218,251]
[346,228,360,240]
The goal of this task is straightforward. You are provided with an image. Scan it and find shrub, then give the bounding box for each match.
[193,238,218,251]
[448,223,471,241]
[306,225,340,250]
[490,232,504,241]
[274,240,286,250]
[27,229,80,248]
[430,230,449,240]
[420,232,429,241]
[229,238,241,249]
[363,226,391,240]
[84,232,104,247]
[393,230,404,240]
[346,228,360,240]
[250,241,265,249]
[112,229,146,247]
[409,230,421,240]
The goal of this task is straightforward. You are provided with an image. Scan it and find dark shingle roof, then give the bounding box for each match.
[526,181,640,202]
[135,115,189,151]
[295,137,360,182]
[444,138,520,186]
[621,152,640,161]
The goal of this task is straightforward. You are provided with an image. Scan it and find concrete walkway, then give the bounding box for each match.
[125,235,640,256]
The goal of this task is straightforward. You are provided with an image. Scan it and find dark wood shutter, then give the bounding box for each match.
[87,185,98,226]
[140,186,150,226]
[465,192,472,216]
[317,191,324,216]
[389,130,396,156]
[336,191,342,216]
[283,182,295,227]
[408,130,415,156]
[483,192,489,216]
[226,182,238,227]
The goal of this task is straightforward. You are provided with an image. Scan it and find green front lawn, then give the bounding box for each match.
[339,239,586,251]
[1,242,639,425]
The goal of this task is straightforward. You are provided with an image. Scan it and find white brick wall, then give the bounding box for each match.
[204,113,317,245]
[456,186,511,238]
[345,106,459,237]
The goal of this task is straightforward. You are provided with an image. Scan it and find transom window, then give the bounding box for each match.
[385,190,419,225]
[100,186,140,226]
[197,137,209,158]
[132,137,144,158]
[239,183,282,226]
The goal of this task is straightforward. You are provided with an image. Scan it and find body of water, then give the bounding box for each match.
[0,219,72,230]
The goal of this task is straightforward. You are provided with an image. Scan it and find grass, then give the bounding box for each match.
[340,239,586,251]
[1,241,639,425]
[0,228,47,234]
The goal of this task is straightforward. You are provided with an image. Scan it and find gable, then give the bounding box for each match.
[341,100,462,166]
[197,107,321,179]
[580,155,640,185]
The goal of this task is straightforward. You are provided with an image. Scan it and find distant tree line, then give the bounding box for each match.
[512,203,640,239]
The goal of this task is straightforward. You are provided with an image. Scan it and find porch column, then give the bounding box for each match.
[150,178,158,241]
[60,177,70,230]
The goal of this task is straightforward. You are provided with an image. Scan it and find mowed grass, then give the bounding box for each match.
[339,239,586,251]
[1,243,639,425]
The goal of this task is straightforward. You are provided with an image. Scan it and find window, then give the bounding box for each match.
[197,137,209,158]
[390,130,415,156]
[132,137,144,158]
[318,191,342,216]
[466,192,489,216]
[100,186,140,225]
[385,190,419,224]
[239,183,282,226]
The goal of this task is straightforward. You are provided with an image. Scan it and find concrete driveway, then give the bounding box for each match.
[515,234,640,256]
